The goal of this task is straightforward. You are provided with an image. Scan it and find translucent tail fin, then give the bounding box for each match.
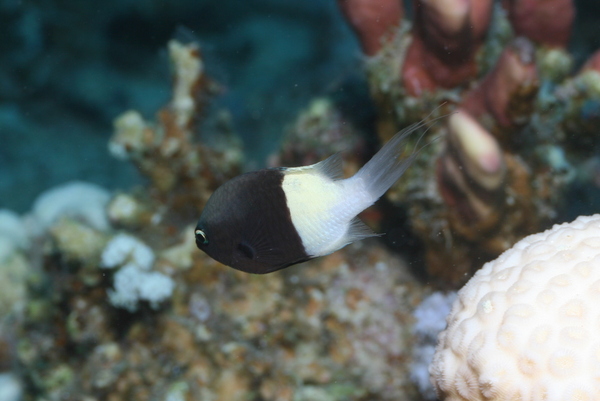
[355,114,445,200]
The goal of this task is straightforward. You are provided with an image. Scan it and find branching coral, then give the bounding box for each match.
[109,40,242,220]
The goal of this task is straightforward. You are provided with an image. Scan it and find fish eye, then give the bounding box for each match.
[195,229,208,245]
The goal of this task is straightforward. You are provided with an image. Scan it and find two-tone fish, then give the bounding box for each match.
[195,121,432,274]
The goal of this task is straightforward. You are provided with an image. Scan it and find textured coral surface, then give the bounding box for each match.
[431,214,600,400]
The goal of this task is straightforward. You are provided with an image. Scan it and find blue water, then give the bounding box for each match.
[2,0,600,214]
[0,0,364,212]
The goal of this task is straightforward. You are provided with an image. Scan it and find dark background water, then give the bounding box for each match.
[1,0,600,213]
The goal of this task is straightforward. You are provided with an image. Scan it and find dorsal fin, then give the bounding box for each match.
[312,153,344,180]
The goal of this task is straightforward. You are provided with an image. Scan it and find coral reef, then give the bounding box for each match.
[431,214,600,400]
[7,1,600,400]
[460,37,538,132]
[0,210,30,390]
[337,0,600,287]
[9,39,431,401]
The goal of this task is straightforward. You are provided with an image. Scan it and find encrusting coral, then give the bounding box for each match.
[336,0,600,287]
[430,214,600,400]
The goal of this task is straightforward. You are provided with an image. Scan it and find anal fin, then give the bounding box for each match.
[345,218,381,243]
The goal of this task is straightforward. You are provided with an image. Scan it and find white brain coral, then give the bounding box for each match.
[430,214,600,401]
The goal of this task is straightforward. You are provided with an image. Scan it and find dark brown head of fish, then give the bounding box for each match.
[194,169,310,274]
